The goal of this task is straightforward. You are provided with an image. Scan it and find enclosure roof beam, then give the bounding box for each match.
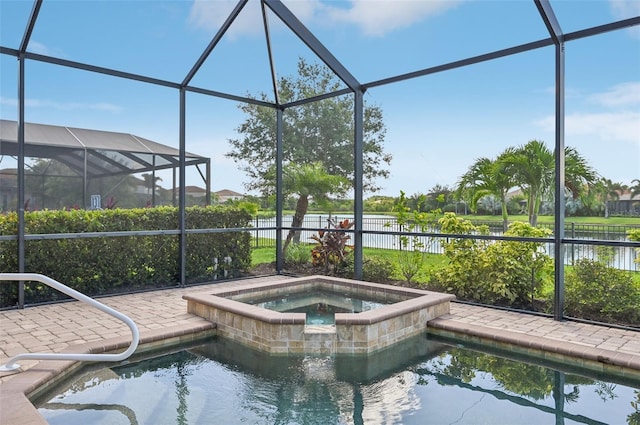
[182,0,249,87]
[534,0,563,44]
[261,1,281,106]
[184,85,276,108]
[563,16,640,41]
[86,150,134,174]
[23,51,180,89]
[363,38,553,90]
[19,0,42,54]
[264,0,362,93]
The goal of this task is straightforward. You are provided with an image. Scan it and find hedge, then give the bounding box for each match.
[0,206,252,307]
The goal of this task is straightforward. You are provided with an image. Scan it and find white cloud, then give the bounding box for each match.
[588,82,640,108]
[535,81,640,146]
[0,97,122,113]
[188,0,264,39]
[610,0,640,19]
[609,0,640,38]
[189,0,460,38]
[27,41,50,55]
[535,111,640,145]
[27,41,66,58]
[324,0,460,37]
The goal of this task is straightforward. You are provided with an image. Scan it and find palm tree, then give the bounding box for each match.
[141,173,162,206]
[630,179,640,199]
[502,140,596,227]
[456,154,516,231]
[592,178,625,218]
[282,162,349,254]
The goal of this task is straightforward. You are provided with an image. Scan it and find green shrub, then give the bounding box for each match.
[564,258,640,325]
[335,255,395,283]
[285,243,312,266]
[0,206,252,307]
[386,191,439,284]
[362,256,395,283]
[431,214,552,307]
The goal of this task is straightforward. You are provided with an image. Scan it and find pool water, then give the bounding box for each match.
[248,289,390,325]
[36,334,640,425]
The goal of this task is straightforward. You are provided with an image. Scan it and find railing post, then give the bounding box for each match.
[0,273,139,372]
[571,222,575,265]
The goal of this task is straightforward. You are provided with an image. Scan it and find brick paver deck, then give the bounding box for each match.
[1,276,639,424]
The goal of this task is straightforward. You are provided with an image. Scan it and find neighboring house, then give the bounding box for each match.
[185,186,208,199]
[608,190,640,216]
[214,189,244,204]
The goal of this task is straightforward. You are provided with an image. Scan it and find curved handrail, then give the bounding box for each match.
[0,273,139,372]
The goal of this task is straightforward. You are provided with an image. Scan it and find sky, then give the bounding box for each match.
[0,0,639,199]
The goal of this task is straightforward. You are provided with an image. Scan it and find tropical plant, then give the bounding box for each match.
[310,217,354,275]
[501,140,597,226]
[456,153,516,231]
[387,191,439,284]
[590,177,625,218]
[282,162,349,253]
[141,172,163,206]
[284,242,312,267]
[431,213,552,306]
[630,179,640,199]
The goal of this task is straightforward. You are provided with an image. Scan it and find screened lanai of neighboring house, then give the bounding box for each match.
[0,119,211,209]
[1,0,639,319]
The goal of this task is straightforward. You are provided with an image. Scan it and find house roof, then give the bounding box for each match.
[214,189,244,197]
[0,119,208,178]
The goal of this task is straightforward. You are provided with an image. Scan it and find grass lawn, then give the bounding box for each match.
[252,243,639,287]
[251,244,447,283]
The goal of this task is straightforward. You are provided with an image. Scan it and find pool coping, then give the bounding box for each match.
[428,318,640,380]
[184,275,454,326]
[0,321,216,425]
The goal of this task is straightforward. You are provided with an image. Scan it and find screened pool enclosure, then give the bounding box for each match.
[0,0,639,323]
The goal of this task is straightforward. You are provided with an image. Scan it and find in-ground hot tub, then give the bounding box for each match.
[183,276,455,355]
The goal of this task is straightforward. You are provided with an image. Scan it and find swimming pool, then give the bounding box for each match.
[35,333,640,425]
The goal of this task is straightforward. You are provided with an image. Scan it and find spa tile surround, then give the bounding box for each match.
[183,275,455,354]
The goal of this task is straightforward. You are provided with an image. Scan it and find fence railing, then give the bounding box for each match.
[251,215,639,271]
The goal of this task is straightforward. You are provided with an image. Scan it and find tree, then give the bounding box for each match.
[282,162,349,253]
[630,178,640,199]
[141,173,162,196]
[455,154,516,231]
[227,58,391,200]
[426,184,452,211]
[591,178,625,218]
[501,140,596,227]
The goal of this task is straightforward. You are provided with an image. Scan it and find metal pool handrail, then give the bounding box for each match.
[0,273,139,372]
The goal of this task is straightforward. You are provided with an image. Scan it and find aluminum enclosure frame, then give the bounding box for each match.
[0,0,638,320]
